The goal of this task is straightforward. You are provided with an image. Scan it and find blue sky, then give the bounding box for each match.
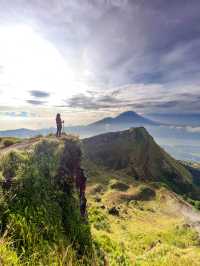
[0,0,200,129]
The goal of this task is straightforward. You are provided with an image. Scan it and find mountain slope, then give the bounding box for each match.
[0,128,56,138]
[0,128,197,196]
[0,111,158,138]
[89,111,158,127]
[87,180,200,265]
[0,128,36,138]
[1,133,200,265]
[83,127,196,195]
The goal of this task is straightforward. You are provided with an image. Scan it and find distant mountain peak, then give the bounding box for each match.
[116,111,147,121]
[116,111,139,117]
[89,110,158,127]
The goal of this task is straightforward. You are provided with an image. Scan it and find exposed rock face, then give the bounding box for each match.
[57,138,82,194]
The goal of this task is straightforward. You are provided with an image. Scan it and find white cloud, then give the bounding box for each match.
[0,0,200,129]
[186,126,200,133]
[0,25,88,107]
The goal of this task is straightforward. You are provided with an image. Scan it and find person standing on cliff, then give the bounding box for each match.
[56,113,64,137]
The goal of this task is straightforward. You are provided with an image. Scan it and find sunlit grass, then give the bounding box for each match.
[88,182,200,266]
[1,134,200,265]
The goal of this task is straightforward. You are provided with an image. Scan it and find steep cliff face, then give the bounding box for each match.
[0,137,92,265]
[82,127,195,195]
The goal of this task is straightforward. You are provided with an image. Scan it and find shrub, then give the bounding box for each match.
[1,150,26,179]
[194,201,200,210]
[3,139,16,147]
[89,207,110,232]
[186,197,200,210]
[109,180,129,191]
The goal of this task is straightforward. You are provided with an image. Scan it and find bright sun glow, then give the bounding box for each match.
[0,25,83,107]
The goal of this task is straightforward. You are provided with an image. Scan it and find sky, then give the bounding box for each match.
[0,0,200,129]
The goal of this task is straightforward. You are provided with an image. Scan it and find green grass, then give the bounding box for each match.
[0,137,21,148]
[87,181,200,266]
[1,132,200,265]
[0,138,93,266]
[82,127,198,199]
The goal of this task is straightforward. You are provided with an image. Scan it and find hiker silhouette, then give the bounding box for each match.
[56,113,64,137]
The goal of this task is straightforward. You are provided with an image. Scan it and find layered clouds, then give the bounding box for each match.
[0,0,200,128]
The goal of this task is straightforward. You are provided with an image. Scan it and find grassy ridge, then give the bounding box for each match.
[82,128,200,198]
[0,129,200,265]
[0,138,93,265]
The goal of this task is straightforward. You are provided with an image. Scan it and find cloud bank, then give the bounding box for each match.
[0,0,200,128]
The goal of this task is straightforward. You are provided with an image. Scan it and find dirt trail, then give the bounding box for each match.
[0,139,40,156]
[0,136,62,156]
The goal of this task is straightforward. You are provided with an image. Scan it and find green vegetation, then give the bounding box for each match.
[82,128,200,198]
[82,126,200,265]
[109,179,130,191]
[0,128,200,265]
[185,197,200,210]
[87,182,200,265]
[0,150,26,178]
[1,137,21,148]
[0,138,93,265]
